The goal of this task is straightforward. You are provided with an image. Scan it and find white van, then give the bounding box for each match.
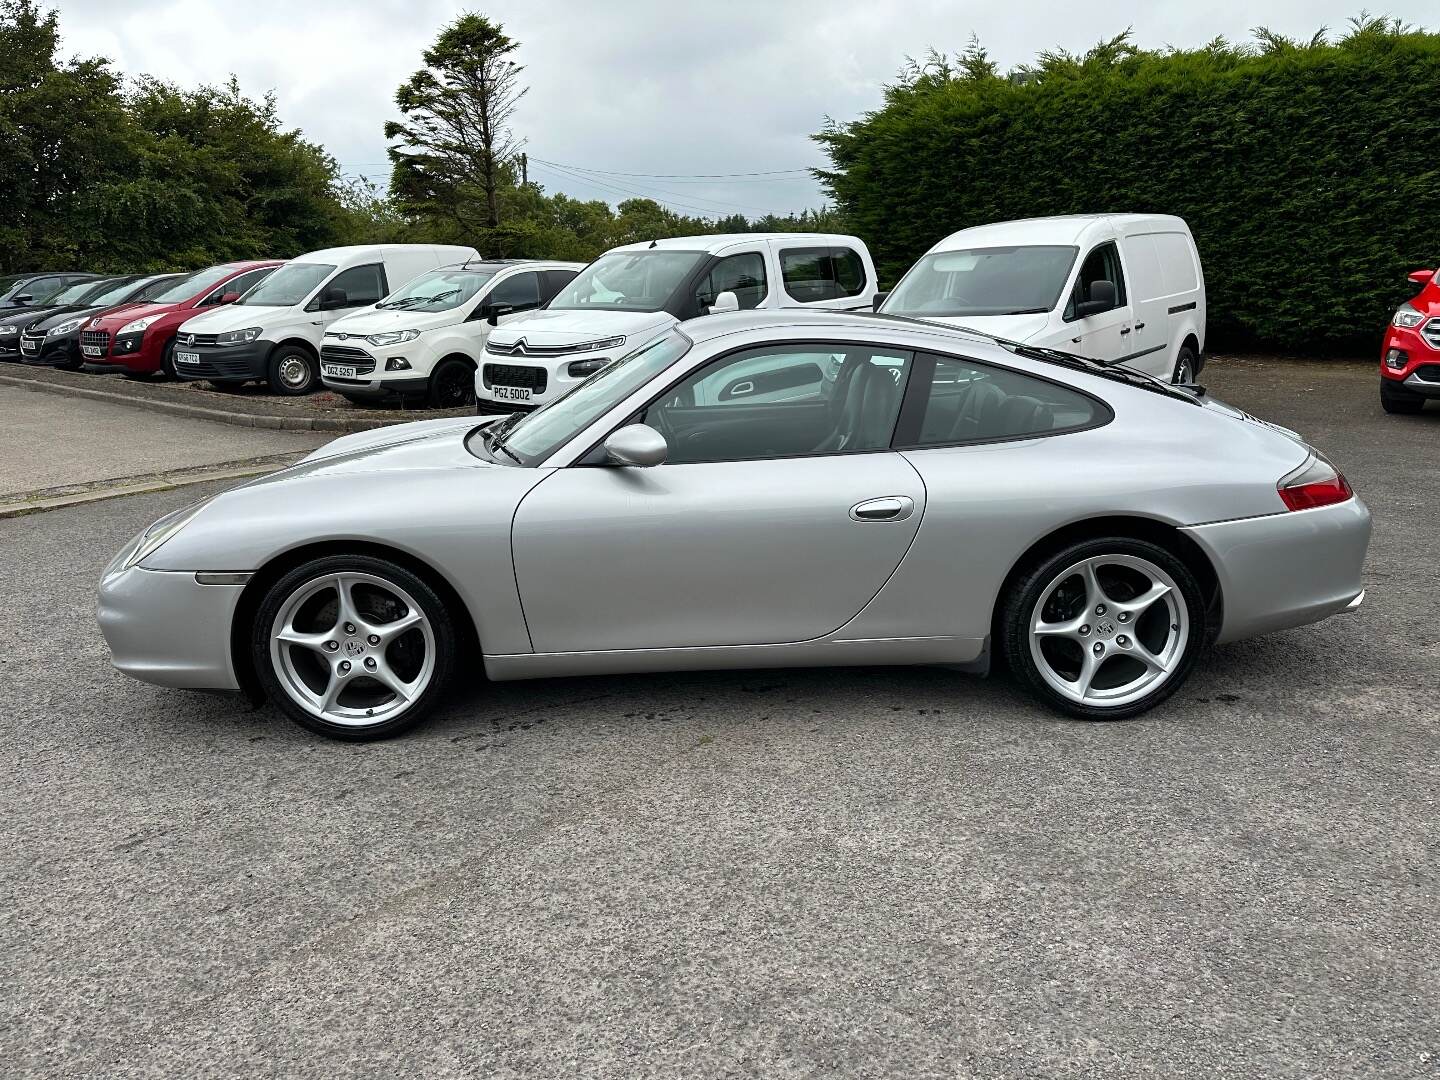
[172,244,479,394]
[475,233,879,413]
[880,215,1206,383]
[319,259,583,408]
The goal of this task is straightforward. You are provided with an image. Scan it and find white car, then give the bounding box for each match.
[880,214,1207,383]
[475,233,879,413]
[172,244,479,395]
[318,260,582,408]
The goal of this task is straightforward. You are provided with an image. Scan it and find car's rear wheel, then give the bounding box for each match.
[427,357,476,409]
[268,346,318,395]
[1001,537,1207,720]
[1380,377,1425,415]
[252,555,457,740]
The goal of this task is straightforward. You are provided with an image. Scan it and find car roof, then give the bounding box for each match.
[930,214,1191,250]
[678,306,1005,351]
[434,259,584,271]
[610,233,864,256]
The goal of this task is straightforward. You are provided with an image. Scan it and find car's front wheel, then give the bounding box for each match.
[267,346,318,395]
[427,357,477,409]
[1001,537,1207,720]
[252,555,457,740]
[1380,377,1425,415]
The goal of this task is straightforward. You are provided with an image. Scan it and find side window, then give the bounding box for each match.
[694,252,767,312]
[486,271,542,311]
[541,269,578,302]
[27,276,63,300]
[780,247,868,303]
[640,344,911,464]
[206,268,273,304]
[902,353,1108,447]
[1064,242,1127,318]
[324,264,386,309]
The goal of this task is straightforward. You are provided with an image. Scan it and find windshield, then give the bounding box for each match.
[469,330,693,466]
[884,245,1078,318]
[149,265,232,304]
[136,273,190,300]
[48,279,114,305]
[547,250,705,313]
[85,277,149,307]
[239,262,335,307]
[378,268,496,313]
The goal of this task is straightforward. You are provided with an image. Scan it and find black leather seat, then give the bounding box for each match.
[817,361,903,451]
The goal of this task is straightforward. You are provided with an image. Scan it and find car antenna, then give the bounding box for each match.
[649,239,658,249]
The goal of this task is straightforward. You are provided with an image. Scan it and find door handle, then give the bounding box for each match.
[1070,336,1082,344]
[850,496,915,522]
[1119,327,1131,335]
[1135,322,1146,330]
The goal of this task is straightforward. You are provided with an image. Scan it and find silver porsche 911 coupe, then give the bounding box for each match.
[98,310,1370,740]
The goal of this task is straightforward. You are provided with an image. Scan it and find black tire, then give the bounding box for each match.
[427,357,477,409]
[251,554,458,741]
[1380,377,1425,415]
[1172,344,1200,384]
[267,345,319,396]
[121,370,152,381]
[1000,536,1209,721]
[159,337,178,379]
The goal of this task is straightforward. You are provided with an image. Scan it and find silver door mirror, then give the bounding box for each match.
[709,290,740,314]
[604,424,668,467]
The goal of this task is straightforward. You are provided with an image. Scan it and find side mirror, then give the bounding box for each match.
[318,286,349,310]
[13,294,31,305]
[708,290,740,315]
[485,303,513,327]
[218,291,242,305]
[603,423,668,467]
[1073,279,1117,318]
[872,291,889,312]
[1408,268,1435,286]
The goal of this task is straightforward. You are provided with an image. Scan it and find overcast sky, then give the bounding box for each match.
[52,0,1435,218]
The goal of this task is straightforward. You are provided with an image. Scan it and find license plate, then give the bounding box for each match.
[175,350,200,365]
[82,345,103,357]
[493,385,532,403]
[322,363,358,379]
[20,339,37,353]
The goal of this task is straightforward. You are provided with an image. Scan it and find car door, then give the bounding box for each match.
[313,264,386,331]
[1116,233,1174,378]
[1064,241,1133,362]
[690,249,769,314]
[510,342,927,654]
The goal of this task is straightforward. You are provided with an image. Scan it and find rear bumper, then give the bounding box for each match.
[97,565,245,691]
[173,339,272,382]
[1181,497,1372,644]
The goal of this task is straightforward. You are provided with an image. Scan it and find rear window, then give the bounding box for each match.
[779,247,868,303]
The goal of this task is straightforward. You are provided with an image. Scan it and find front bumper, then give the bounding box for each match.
[1380,325,1440,394]
[322,372,430,400]
[475,357,601,409]
[1181,497,1372,644]
[97,565,247,691]
[19,334,76,365]
[172,339,271,382]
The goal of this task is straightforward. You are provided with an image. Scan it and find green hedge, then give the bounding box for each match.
[816,24,1440,351]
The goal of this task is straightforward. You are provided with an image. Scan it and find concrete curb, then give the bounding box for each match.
[0,373,394,433]
[0,458,302,519]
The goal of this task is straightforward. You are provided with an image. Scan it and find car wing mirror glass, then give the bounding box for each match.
[604,423,668,467]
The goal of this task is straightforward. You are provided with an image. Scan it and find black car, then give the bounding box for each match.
[19,273,190,369]
[0,276,133,359]
[0,272,102,310]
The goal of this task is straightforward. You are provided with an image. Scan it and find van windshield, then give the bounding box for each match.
[883,245,1078,318]
[238,263,336,307]
[547,251,705,313]
[378,268,496,313]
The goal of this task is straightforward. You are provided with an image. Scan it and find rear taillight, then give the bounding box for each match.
[1278,455,1353,511]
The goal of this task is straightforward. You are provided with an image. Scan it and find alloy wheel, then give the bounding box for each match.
[1027,554,1189,708]
[269,572,435,726]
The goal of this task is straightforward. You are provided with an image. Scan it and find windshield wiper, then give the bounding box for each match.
[484,412,525,464]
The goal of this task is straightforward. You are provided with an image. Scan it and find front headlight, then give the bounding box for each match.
[365,329,420,347]
[217,326,263,346]
[121,500,211,571]
[569,335,626,354]
[120,315,162,335]
[47,318,84,337]
[0,325,18,336]
[1393,305,1428,329]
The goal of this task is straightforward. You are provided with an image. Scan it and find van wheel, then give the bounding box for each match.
[427,358,476,409]
[1171,344,1199,384]
[1380,377,1425,415]
[268,346,318,395]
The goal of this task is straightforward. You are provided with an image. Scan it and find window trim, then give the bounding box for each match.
[691,249,771,315]
[777,245,871,304]
[891,349,1115,451]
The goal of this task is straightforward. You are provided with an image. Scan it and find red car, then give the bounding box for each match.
[1381,267,1440,414]
[84,261,281,377]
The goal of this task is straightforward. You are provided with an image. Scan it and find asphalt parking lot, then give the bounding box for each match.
[4,356,1438,1079]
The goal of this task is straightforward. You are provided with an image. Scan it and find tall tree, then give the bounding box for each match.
[385,14,526,249]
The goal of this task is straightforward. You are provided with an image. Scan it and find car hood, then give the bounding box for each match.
[253,416,495,484]
[31,303,129,331]
[87,300,187,331]
[179,304,287,333]
[487,308,674,347]
[896,312,1054,343]
[327,307,454,336]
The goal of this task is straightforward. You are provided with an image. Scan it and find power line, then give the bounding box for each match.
[529,156,815,179]
[530,160,784,216]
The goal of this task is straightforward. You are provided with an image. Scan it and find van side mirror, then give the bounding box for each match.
[708,290,740,315]
[604,424,668,467]
[1408,268,1435,286]
[1074,279,1117,318]
[872,291,889,312]
[318,286,349,310]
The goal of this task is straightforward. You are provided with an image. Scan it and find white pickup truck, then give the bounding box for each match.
[475,233,880,413]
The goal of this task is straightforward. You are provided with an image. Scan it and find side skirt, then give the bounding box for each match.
[483,635,988,682]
